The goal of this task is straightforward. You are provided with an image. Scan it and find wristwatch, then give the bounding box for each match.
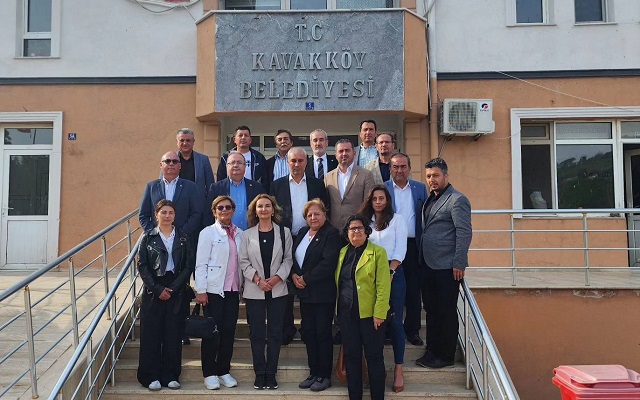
[389,268,396,276]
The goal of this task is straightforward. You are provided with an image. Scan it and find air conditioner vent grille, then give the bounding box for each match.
[448,102,478,132]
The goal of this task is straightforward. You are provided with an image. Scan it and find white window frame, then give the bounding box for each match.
[506,0,554,26]
[222,0,397,10]
[16,0,61,58]
[574,0,614,24]
[511,107,640,213]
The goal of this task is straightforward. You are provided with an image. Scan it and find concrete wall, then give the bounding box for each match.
[474,288,640,400]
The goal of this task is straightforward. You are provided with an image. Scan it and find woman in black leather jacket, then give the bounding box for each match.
[137,199,195,391]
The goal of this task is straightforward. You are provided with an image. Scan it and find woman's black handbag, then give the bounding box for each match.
[184,303,219,340]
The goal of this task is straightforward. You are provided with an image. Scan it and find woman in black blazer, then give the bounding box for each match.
[290,199,341,392]
[137,200,195,391]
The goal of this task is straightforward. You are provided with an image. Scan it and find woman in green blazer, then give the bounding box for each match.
[335,214,391,400]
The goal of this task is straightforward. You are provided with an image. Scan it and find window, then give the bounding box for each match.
[507,0,552,25]
[224,0,394,10]
[575,0,607,23]
[336,0,393,8]
[521,122,615,209]
[17,0,59,57]
[291,0,327,9]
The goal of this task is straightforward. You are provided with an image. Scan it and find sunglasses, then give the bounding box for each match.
[162,159,180,165]
[215,205,234,211]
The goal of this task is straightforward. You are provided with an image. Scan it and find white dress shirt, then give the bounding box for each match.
[159,227,176,272]
[295,231,313,268]
[392,180,416,238]
[289,174,308,235]
[163,177,178,201]
[369,214,407,262]
[337,162,354,199]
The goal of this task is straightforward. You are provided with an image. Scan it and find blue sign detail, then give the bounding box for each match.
[68,133,77,140]
[305,102,315,110]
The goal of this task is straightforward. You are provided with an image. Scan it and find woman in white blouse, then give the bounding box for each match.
[357,184,408,393]
[195,195,244,391]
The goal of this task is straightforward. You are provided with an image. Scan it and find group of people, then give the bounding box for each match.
[135,122,472,400]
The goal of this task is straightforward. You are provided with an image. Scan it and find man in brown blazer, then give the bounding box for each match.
[324,139,376,231]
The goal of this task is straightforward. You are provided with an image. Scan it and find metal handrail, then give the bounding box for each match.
[458,280,520,400]
[0,210,139,399]
[469,208,640,286]
[48,237,142,400]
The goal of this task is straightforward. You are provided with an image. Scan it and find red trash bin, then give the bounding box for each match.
[553,365,640,400]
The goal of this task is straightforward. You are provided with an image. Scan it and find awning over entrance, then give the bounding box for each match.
[196,9,428,120]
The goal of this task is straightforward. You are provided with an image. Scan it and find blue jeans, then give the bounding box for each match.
[389,266,407,364]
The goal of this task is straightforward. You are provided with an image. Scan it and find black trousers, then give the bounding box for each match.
[422,265,461,362]
[282,293,297,340]
[300,302,334,378]
[338,314,386,400]
[402,238,423,337]
[137,274,185,387]
[201,291,239,377]
[245,296,287,375]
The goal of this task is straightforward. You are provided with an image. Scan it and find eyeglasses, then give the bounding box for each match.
[215,205,234,211]
[348,226,365,232]
[162,159,180,165]
[227,161,245,166]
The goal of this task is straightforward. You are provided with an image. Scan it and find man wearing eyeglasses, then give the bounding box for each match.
[203,152,265,230]
[139,152,203,238]
[364,133,395,184]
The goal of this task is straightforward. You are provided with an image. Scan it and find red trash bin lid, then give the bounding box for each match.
[554,365,640,389]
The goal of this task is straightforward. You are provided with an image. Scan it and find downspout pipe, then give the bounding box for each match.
[425,0,439,159]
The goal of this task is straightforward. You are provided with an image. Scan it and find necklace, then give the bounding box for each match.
[308,231,316,242]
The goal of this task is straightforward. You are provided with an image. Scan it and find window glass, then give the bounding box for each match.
[516,0,543,23]
[621,122,640,139]
[521,145,552,209]
[291,0,327,9]
[23,39,51,57]
[4,128,53,145]
[225,0,280,10]
[521,125,548,138]
[556,144,614,208]
[575,0,604,22]
[336,0,393,9]
[556,122,611,139]
[8,155,50,216]
[27,0,52,32]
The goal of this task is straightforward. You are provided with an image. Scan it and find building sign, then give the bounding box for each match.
[214,11,405,112]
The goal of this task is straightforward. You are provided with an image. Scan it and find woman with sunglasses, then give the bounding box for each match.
[194,195,244,390]
[239,194,293,391]
[357,184,408,393]
[137,200,194,391]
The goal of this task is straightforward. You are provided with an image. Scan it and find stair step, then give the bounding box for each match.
[114,358,466,385]
[120,338,428,361]
[103,380,477,400]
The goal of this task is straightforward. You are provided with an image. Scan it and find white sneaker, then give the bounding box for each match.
[219,373,238,388]
[204,375,220,390]
[167,380,180,389]
[148,380,161,391]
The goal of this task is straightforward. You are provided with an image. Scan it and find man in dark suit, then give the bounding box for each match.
[264,129,293,193]
[324,139,375,231]
[203,152,264,229]
[385,153,428,346]
[174,128,215,204]
[305,129,338,180]
[415,158,472,369]
[270,147,328,345]
[216,125,267,184]
[139,152,202,238]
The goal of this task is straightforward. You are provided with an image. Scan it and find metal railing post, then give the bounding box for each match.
[510,213,516,286]
[582,212,590,286]
[482,339,489,399]
[464,291,471,390]
[102,236,111,320]
[110,297,117,387]
[126,219,132,254]
[68,258,79,347]
[24,286,39,399]
[86,337,94,400]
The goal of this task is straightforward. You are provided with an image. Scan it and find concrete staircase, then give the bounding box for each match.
[103,304,476,400]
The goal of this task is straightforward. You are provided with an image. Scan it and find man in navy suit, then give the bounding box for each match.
[203,151,264,229]
[174,128,215,203]
[305,129,338,180]
[385,153,427,347]
[139,151,202,238]
[415,157,472,369]
[216,126,267,184]
[270,147,328,345]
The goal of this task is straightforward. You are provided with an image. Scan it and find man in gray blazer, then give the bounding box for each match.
[416,158,472,369]
[175,128,215,202]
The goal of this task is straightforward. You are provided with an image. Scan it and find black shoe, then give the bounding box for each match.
[310,377,332,392]
[426,358,455,368]
[182,337,190,345]
[253,374,266,390]
[299,375,317,389]
[265,374,278,389]
[406,333,424,346]
[333,330,342,344]
[415,352,436,368]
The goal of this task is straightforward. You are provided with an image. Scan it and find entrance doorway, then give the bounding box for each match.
[0,114,62,269]
[624,147,640,267]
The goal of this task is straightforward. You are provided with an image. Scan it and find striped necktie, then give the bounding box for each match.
[317,158,324,179]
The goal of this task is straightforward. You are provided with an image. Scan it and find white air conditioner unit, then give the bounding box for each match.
[441,99,495,136]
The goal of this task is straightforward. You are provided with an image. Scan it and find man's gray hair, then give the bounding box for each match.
[309,129,328,139]
[176,128,194,136]
[287,147,308,160]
